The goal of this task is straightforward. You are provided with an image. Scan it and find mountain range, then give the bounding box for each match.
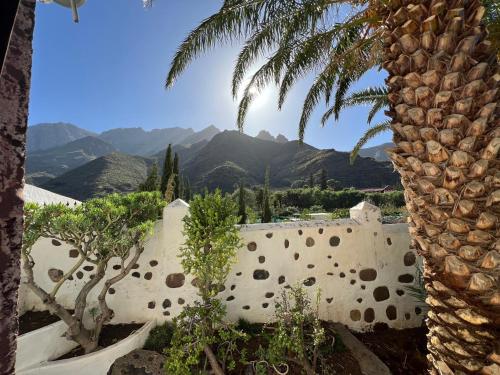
[26,123,397,200]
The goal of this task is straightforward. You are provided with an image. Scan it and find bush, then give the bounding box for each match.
[144,322,174,353]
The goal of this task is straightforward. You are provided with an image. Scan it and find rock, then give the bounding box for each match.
[107,349,165,375]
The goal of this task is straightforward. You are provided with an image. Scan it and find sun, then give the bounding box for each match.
[243,85,271,110]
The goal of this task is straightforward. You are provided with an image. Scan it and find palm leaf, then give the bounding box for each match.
[349,120,390,164]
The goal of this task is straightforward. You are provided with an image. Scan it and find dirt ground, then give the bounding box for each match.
[354,324,428,375]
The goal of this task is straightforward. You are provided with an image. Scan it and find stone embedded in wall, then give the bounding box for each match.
[396,289,405,296]
[253,270,270,280]
[109,288,116,294]
[319,228,323,234]
[83,265,94,272]
[265,292,274,298]
[149,260,158,267]
[298,230,303,235]
[364,308,375,323]
[278,275,285,284]
[265,233,273,238]
[166,273,185,288]
[359,268,377,281]
[144,272,152,280]
[163,311,170,316]
[236,272,242,276]
[329,236,340,247]
[69,249,79,258]
[326,298,333,304]
[247,242,257,252]
[415,307,422,315]
[132,263,139,269]
[258,256,265,264]
[334,262,338,267]
[148,301,155,309]
[76,271,83,279]
[347,228,352,233]
[242,305,250,310]
[357,298,362,303]
[48,268,63,282]
[327,272,333,276]
[231,285,236,290]
[404,252,416,266]
[191,278,199,287]
[284,239,289,248]
[113,265,121,270]
[386,305,397,320]
[303,277,316,287]
[340,272,345,278]
[350,280,356,285]
[350,310,361,321]
[178,298,185,305]
[294,253,299,260]
[306,237,315,247]
[307,264,315,269]
[132,272,140,278]
[373,286,390,302]
[262,303,269,308]
[398,274,414,283]
[350,269,356,274]
[387,238,392,246]
[162,299,171,309]
[51,239,62,246]
[226,296,235,301]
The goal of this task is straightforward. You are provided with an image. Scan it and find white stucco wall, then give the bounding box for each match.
[20,199,423,331]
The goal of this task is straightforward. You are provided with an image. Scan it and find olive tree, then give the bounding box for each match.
[22,192,165,354]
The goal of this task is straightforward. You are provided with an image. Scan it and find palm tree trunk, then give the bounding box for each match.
[0,0,35,373]
[381,0,499,373]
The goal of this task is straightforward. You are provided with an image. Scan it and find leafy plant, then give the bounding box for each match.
[260,284,326,375]
[22,192,165,353]
[165,190,246,375]
[404,263,428,309]
[144,322,174,354]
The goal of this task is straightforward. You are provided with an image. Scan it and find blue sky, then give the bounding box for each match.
[29,0,391,151]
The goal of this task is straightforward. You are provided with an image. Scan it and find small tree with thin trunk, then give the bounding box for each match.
[166,190,246,375]
[319,168,328,190]
[237,181,247,224]
[262,166,273,223]
[22,192,165,354]
[160,144,173,195]
[308,173,314,189]
[173,152,180,199]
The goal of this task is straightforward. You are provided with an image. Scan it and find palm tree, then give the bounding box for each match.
[166,1,500,373]
[0,1,36,373]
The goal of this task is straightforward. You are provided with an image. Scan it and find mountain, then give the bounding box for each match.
[358,142,394,162]
[27,123,96,152]
[256,130,289,143]
[26,136,117,183]
[178,125,220,146]
[98,127,194,156]
[41,152,153,201]
[183,131,398,191]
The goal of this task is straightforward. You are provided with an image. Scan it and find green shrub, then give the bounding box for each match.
[330,208,350,219]
[144,322,174,353]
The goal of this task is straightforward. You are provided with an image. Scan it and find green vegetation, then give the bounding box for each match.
[173,152,180,199]
[22,192,165,353]
[166,190,246,375]
[138,162,159,192]
[160,143,173,196]
[261,166,272,223]
[144,322,174,354]
[237,181,247,224]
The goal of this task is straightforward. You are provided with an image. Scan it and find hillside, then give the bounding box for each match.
[358,142,394,162]
[26,136,116,183]
[183,131,398,191]
[27,123,96,152]
[41,152,153,200]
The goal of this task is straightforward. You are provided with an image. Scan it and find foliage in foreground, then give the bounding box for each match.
[254,285,327,375]
[22,192,165,353]
[165,190,246,375]
[143,322,174,354]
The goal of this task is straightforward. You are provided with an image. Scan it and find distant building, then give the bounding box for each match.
[24,184,80,206]
[359,185,394,194]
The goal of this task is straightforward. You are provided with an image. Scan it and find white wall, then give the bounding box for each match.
[20,200,423,331]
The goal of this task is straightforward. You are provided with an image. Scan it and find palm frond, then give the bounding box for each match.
[349,120,390,164]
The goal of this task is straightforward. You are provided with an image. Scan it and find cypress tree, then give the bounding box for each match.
[261,166,272,223]
[308,172,314,188]
[184,178,192,201]
[138,162,159,192]
[160,144,173,195]
[238,181,247,224]
[173,153,180,199]
[320,168,328,190]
